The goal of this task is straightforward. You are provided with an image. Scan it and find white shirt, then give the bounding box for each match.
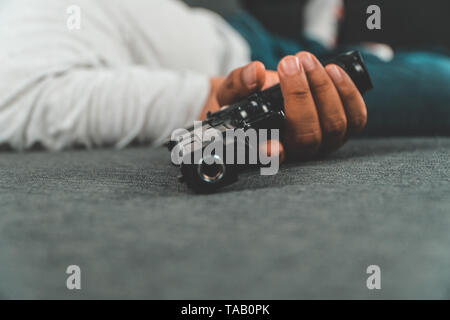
[0,0,250,150]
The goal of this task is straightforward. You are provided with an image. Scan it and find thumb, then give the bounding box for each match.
[217,61,266,106]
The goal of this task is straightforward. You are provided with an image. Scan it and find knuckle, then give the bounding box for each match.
[293,130,322,150]
[341,86,361,101]
[311,78,333,94]
[227,70,241,91]
[347,100,368,132]
[349,113,367,131]
[224,77,235,92]
[289,87,311,101]
[323,115,347,137]
[218,74,241,104]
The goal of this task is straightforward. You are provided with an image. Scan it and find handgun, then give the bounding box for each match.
[167,51,373,193]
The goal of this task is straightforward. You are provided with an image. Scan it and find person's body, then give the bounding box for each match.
[1,0,248,150]
[0,0,448,159]
[0,0,367,160]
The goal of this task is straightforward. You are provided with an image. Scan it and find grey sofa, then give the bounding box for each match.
[1,137,449,299]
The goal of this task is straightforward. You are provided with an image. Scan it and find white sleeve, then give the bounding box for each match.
[0,0,210,150]
[0,65,209,150]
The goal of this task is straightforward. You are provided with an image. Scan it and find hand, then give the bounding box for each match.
[201,51,367,161]
[200,62,279,120]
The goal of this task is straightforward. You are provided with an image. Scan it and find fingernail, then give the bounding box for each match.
[280,56,300,76]
[242,63,257,88]
[300,53,315,72]
[327,65,343,82]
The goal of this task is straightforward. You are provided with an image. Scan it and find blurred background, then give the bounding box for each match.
[184,0,450,50]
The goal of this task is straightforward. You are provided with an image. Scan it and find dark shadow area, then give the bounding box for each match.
[237,0,450,50]
[340,0,450,50]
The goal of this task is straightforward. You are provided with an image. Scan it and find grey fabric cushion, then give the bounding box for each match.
[0,138,449,299]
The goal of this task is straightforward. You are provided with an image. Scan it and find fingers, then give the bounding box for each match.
[278,55,322,158]
[278,52,367,159]
[262,70,280,90]
[325,64,367,134]
[217,61,267,106]
[297,52,347,152]
[214,54,367,165]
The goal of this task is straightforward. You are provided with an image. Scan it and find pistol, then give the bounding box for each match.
[167,51,373,193]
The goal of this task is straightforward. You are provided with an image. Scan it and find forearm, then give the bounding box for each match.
[0,67,210,150]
